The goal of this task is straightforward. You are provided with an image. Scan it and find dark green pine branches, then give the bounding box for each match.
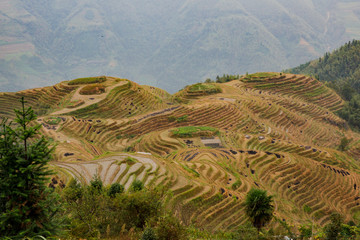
[0,97,63,239]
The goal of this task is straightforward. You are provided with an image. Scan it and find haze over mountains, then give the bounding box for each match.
[1,0,360,92]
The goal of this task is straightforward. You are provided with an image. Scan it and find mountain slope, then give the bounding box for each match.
[288,40,360,130]
[0,0,359,93]
[2,73,360,231]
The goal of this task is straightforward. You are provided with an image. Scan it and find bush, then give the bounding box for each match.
[115,190,162,229]
[130,179,144,192]
[89,175,103,194]
[142,227,158,240]
[108,183,124,198]
[156,215,188,240]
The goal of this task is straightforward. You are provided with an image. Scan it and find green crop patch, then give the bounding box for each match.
[171,126,218,138]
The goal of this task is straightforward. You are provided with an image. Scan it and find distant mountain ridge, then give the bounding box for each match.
[0,0,360,92]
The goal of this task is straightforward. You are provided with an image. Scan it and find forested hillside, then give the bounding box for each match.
[289,40,360,130]
[1,0,360,93]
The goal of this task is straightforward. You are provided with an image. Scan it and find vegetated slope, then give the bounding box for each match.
[1,0,359,93]
[289,40,360,88]
[2,73,360,232]
[288,40,360,130]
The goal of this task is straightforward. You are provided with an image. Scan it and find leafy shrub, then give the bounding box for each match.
[156,215,188,240]
[142,227,158,240]
[299,224,312,239]
[68,76,106,85]
[89,175,103,194]
[63,178,83,201]
[130,179,144,192]
[108,183,124,198]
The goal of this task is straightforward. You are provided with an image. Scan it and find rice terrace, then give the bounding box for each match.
[2,72,360,237]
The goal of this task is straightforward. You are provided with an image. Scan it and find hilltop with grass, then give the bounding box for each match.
[2,72,360,238]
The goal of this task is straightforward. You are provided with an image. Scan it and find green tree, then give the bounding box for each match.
[0,97,63,238]
[107,182,124,198]
[244,188,274,231]
[324,213,343,240]
[130,179,144,192]
[156,214,188,240]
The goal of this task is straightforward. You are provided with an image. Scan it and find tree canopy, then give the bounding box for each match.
[244,188,274,231]
[0,97,63,238]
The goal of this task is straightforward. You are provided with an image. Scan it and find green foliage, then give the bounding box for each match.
[338,137,351,151]
[337,95,360,130]
[130,179,144,192]
[324,213,343,240]
[156,214,188,240]
[303,204,312,214]
[142,227,158,240]
[171,126,218,138]
[68,76,106,85]
[244,188,274,231]
[89,174,104,194]
[176,115,188,123]
[289,40,360,85]
[0,97,63,238]
[299,224,312,239]
[108,183,125,198]
[62,181,164,238]
[288,40,360,130]
[214,74,240,83]
[231,180,242,190]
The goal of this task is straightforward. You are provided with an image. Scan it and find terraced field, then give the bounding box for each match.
[2,73,360,232]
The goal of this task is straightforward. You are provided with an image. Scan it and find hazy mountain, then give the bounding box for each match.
[0,0,359,92]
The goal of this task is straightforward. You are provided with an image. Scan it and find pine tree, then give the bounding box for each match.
[0,97,63,238]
